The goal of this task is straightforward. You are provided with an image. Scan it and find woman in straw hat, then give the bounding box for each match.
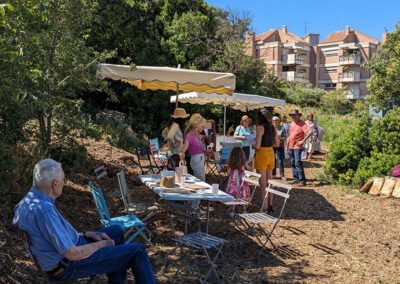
[252,108,279,213]
[162,108,189,158]
[234,115,252,161]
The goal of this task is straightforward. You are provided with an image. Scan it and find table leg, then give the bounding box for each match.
[206,200,210,234]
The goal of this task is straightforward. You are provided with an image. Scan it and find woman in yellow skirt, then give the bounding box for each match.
[252,108,279,212]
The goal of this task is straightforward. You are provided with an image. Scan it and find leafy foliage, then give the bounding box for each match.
[284,84,325,107]
[364,22,400,110]
[325,108,400,185]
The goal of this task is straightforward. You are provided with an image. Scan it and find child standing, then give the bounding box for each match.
[225,147,252,216]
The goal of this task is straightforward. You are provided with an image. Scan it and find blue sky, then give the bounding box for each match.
[206,0,400,41]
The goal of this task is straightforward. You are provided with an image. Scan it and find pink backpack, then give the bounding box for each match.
[391,164,400,177]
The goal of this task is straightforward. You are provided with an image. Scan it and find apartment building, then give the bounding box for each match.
[245,25,313,85]
[246,25,381,100]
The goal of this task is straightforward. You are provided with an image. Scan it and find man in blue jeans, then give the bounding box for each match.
[13,158,156,283]
[285,110,312,186]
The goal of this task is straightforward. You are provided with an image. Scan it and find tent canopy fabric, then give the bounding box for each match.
[97,64,236,95]
[170,91,285,112]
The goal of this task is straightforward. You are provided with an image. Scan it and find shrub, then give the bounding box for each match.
[353,151,400,185]
[320,90,354,114]
[324,114,372,179]
[324,107,400,185]
[284,84,325,108]
[369,108,400,155]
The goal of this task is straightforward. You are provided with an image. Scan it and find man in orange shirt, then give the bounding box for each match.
[285,110,312,185]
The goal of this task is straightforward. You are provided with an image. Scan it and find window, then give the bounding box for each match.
[255,48,260,58]
[325,67,337,73]
[325,50,338,56]
[325,83,337,89]
[282,66,289,72]
[311,35,318,46]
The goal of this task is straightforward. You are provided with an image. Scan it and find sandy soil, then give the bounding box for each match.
[1,138,399,283]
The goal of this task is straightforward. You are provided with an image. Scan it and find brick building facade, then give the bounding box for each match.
[246,25,382,100]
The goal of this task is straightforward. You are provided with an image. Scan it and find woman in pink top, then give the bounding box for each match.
[179,113,207,181]
[179,113,207,213]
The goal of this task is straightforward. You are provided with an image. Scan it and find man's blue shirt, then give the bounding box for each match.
[13,187,79,271]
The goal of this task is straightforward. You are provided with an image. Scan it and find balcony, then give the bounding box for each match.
[282,54,304,65]
[344,88,360,99]
[338,71,360,83]
[280,71,308,83]
[339,54,361,65]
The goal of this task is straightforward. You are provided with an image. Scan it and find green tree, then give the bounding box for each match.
[1,0,113,150]
[364,22,400,110]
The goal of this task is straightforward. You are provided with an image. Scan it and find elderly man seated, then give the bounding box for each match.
[13,158,156,283]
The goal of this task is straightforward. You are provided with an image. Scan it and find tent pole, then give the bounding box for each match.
[223,105,226,142]
[175,85,179,108]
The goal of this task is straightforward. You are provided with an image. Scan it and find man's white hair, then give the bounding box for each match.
[32,159,63,190]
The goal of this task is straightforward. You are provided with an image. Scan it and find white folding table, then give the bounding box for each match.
[139,174,234,233]
[139,174,234,267]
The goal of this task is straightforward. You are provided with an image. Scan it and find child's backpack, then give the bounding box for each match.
[391,164,400,177]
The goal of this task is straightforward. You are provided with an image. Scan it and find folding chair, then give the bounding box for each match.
[20,230,99,284]
[220,171,261,222]
[166,201,228,284]
[94,165,121,199]
[117,169,158,245]
[213,151,229,187]
[136,146,160,174]
[149,138,168,170]
[94,165,131,214]
[89,181,147,244]
[237,180,291,257]
[205,150,224,185]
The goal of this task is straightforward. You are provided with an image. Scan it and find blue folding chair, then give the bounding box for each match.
[89,181,147,244]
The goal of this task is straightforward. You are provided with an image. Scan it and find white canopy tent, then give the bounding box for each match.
[97,64,236,107]
[170,91,285,136]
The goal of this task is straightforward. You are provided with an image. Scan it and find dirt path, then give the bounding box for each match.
[1,139,399,283]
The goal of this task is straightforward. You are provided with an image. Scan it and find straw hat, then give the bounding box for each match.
[171,108,189,119]
[289,109,302,117]
[189,113,205,127]
[157,176,179,188]
[240,115,252,125]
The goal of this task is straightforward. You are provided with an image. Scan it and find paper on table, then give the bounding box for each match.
[246,134,256,146]
[184,184,210,190]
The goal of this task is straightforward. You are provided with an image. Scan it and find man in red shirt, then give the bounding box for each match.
[284,110,312,185]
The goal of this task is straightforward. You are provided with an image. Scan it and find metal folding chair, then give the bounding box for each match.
[94,165,121,199]
[136,146,160,174]
[237,180,291,257]
[221,171,261,222]
[117,169,158,245]
[94,165,128,214]
[205,150,224,185]
[166,201,228,284]
[149,138,168,170]
[89,181,147,244]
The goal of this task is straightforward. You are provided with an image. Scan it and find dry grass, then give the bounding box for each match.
[1,139,399,283]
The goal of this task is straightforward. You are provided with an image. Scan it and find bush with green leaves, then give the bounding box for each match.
[284,84,325,108]
[320,90,354,114]
[325,107,400,185]
[325,114,372,181]
[352,151,400,184]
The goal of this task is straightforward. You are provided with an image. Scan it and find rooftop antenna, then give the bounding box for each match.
[304,21,309,36]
